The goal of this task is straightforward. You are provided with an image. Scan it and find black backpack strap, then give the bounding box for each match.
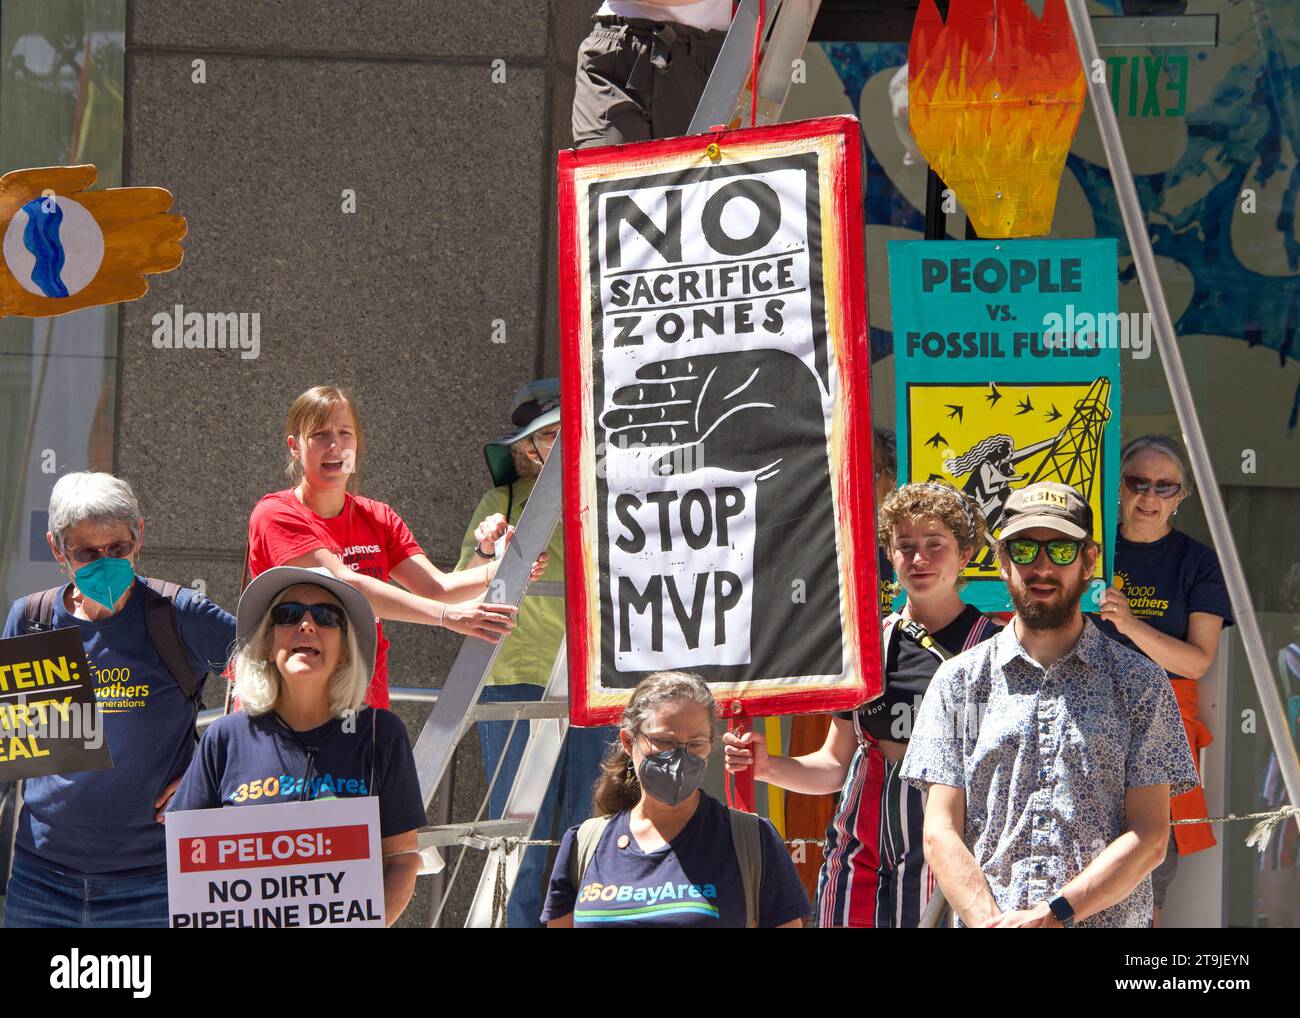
[22,586,64,632]
[142,578,200,702]
[728,808,763,928]
[896,618,954,662]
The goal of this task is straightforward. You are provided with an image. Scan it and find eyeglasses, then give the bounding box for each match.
[1004,538,1082,567]
[1123,475,1181,499]
[639,731,713,758]
[66,540,134,565]
[270,602,347,630]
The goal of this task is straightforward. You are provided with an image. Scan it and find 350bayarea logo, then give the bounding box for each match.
[575,879,721,922]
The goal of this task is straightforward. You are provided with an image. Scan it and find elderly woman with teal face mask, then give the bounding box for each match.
[1,472,236,928]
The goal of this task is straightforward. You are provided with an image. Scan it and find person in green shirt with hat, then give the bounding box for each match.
[456,378,615,927]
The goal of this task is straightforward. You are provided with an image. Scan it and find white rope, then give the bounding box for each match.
[452,805,1300,855]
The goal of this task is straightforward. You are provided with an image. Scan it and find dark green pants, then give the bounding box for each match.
[572,16,726,149]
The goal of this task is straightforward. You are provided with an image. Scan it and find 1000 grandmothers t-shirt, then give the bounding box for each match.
[542,793,811,927]
[1094,529,1233,675]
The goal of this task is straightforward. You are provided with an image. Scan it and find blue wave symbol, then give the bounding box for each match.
[21,197,69,298]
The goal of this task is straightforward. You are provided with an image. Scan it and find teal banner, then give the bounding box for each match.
[887,238,1122,613]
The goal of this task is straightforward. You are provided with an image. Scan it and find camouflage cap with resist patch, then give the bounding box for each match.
[998,481,1093,542]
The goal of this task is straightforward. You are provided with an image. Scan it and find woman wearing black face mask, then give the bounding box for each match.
[541,672,811,928]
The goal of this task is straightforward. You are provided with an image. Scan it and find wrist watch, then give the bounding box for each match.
[473,546,495,560]
[1047,895,1076,928]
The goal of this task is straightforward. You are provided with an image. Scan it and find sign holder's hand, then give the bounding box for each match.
[725,716,756,812]
[442,600,519,643]
[474,513,509,556]
[154,776,182,823]
[722,725,769,776]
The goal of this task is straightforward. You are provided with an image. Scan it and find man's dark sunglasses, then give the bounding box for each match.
[1004,538,1082,566]
[271,601,347,630]
[1123,474,1181,499]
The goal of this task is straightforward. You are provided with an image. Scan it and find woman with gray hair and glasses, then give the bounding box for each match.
[2,471,235,928]
[1096,434,1234,925]
[542,671,811,928]
[169,566,426,925]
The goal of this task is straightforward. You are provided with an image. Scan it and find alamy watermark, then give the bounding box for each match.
[152,304,260,360]
[0,696,103,749]
[1040,305,1152,360]
[50,950,151,998]
[596,436,705,480]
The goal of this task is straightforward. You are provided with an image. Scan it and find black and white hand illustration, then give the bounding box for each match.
[600,348,843,684]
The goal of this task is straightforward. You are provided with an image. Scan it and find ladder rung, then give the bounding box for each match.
[420,819,534,849]
[467,701,571,722]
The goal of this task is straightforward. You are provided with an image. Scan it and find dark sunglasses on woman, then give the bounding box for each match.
[1123,475,1181,498]
[270,601,347,630]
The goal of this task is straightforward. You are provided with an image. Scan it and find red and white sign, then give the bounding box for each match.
[166,797,385,928]
[557,116,882,725]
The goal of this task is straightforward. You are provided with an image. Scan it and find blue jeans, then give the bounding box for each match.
[3,852,169,928]
[477,684,615,927]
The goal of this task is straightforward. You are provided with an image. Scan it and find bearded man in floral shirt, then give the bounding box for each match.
[901,482,1198,928]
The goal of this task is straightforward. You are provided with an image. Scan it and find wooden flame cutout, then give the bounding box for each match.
[909,0,1085,238]
[0,164,186,318]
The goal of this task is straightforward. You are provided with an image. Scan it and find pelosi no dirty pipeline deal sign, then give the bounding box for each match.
[888,238,1122,613]
[167,797,386,928]
[558,116,881,726]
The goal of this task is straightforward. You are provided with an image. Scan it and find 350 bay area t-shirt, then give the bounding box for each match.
[168,706,427,839]
[541,793,811,927]
[2,579,235,876]
[247,490,425,709]
[1094,529,1234,676]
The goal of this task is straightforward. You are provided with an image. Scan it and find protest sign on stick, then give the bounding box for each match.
[558,116,881,727]
[167,797,386,928]
[0,627,111,781]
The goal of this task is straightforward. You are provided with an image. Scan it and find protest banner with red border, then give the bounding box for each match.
[558,116,881,726]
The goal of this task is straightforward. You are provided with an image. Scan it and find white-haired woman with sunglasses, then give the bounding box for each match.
[169,567,427,926]
[1097,434,1233,925]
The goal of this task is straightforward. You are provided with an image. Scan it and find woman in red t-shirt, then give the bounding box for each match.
[248,385,534,708]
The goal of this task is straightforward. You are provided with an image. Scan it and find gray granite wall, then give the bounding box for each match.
[120,0,600,927]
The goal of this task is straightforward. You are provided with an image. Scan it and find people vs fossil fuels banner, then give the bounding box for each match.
[888,238,1121,613]
[558,117,881,726]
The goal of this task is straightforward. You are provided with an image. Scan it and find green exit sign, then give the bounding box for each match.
[1104,54,1189,118]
